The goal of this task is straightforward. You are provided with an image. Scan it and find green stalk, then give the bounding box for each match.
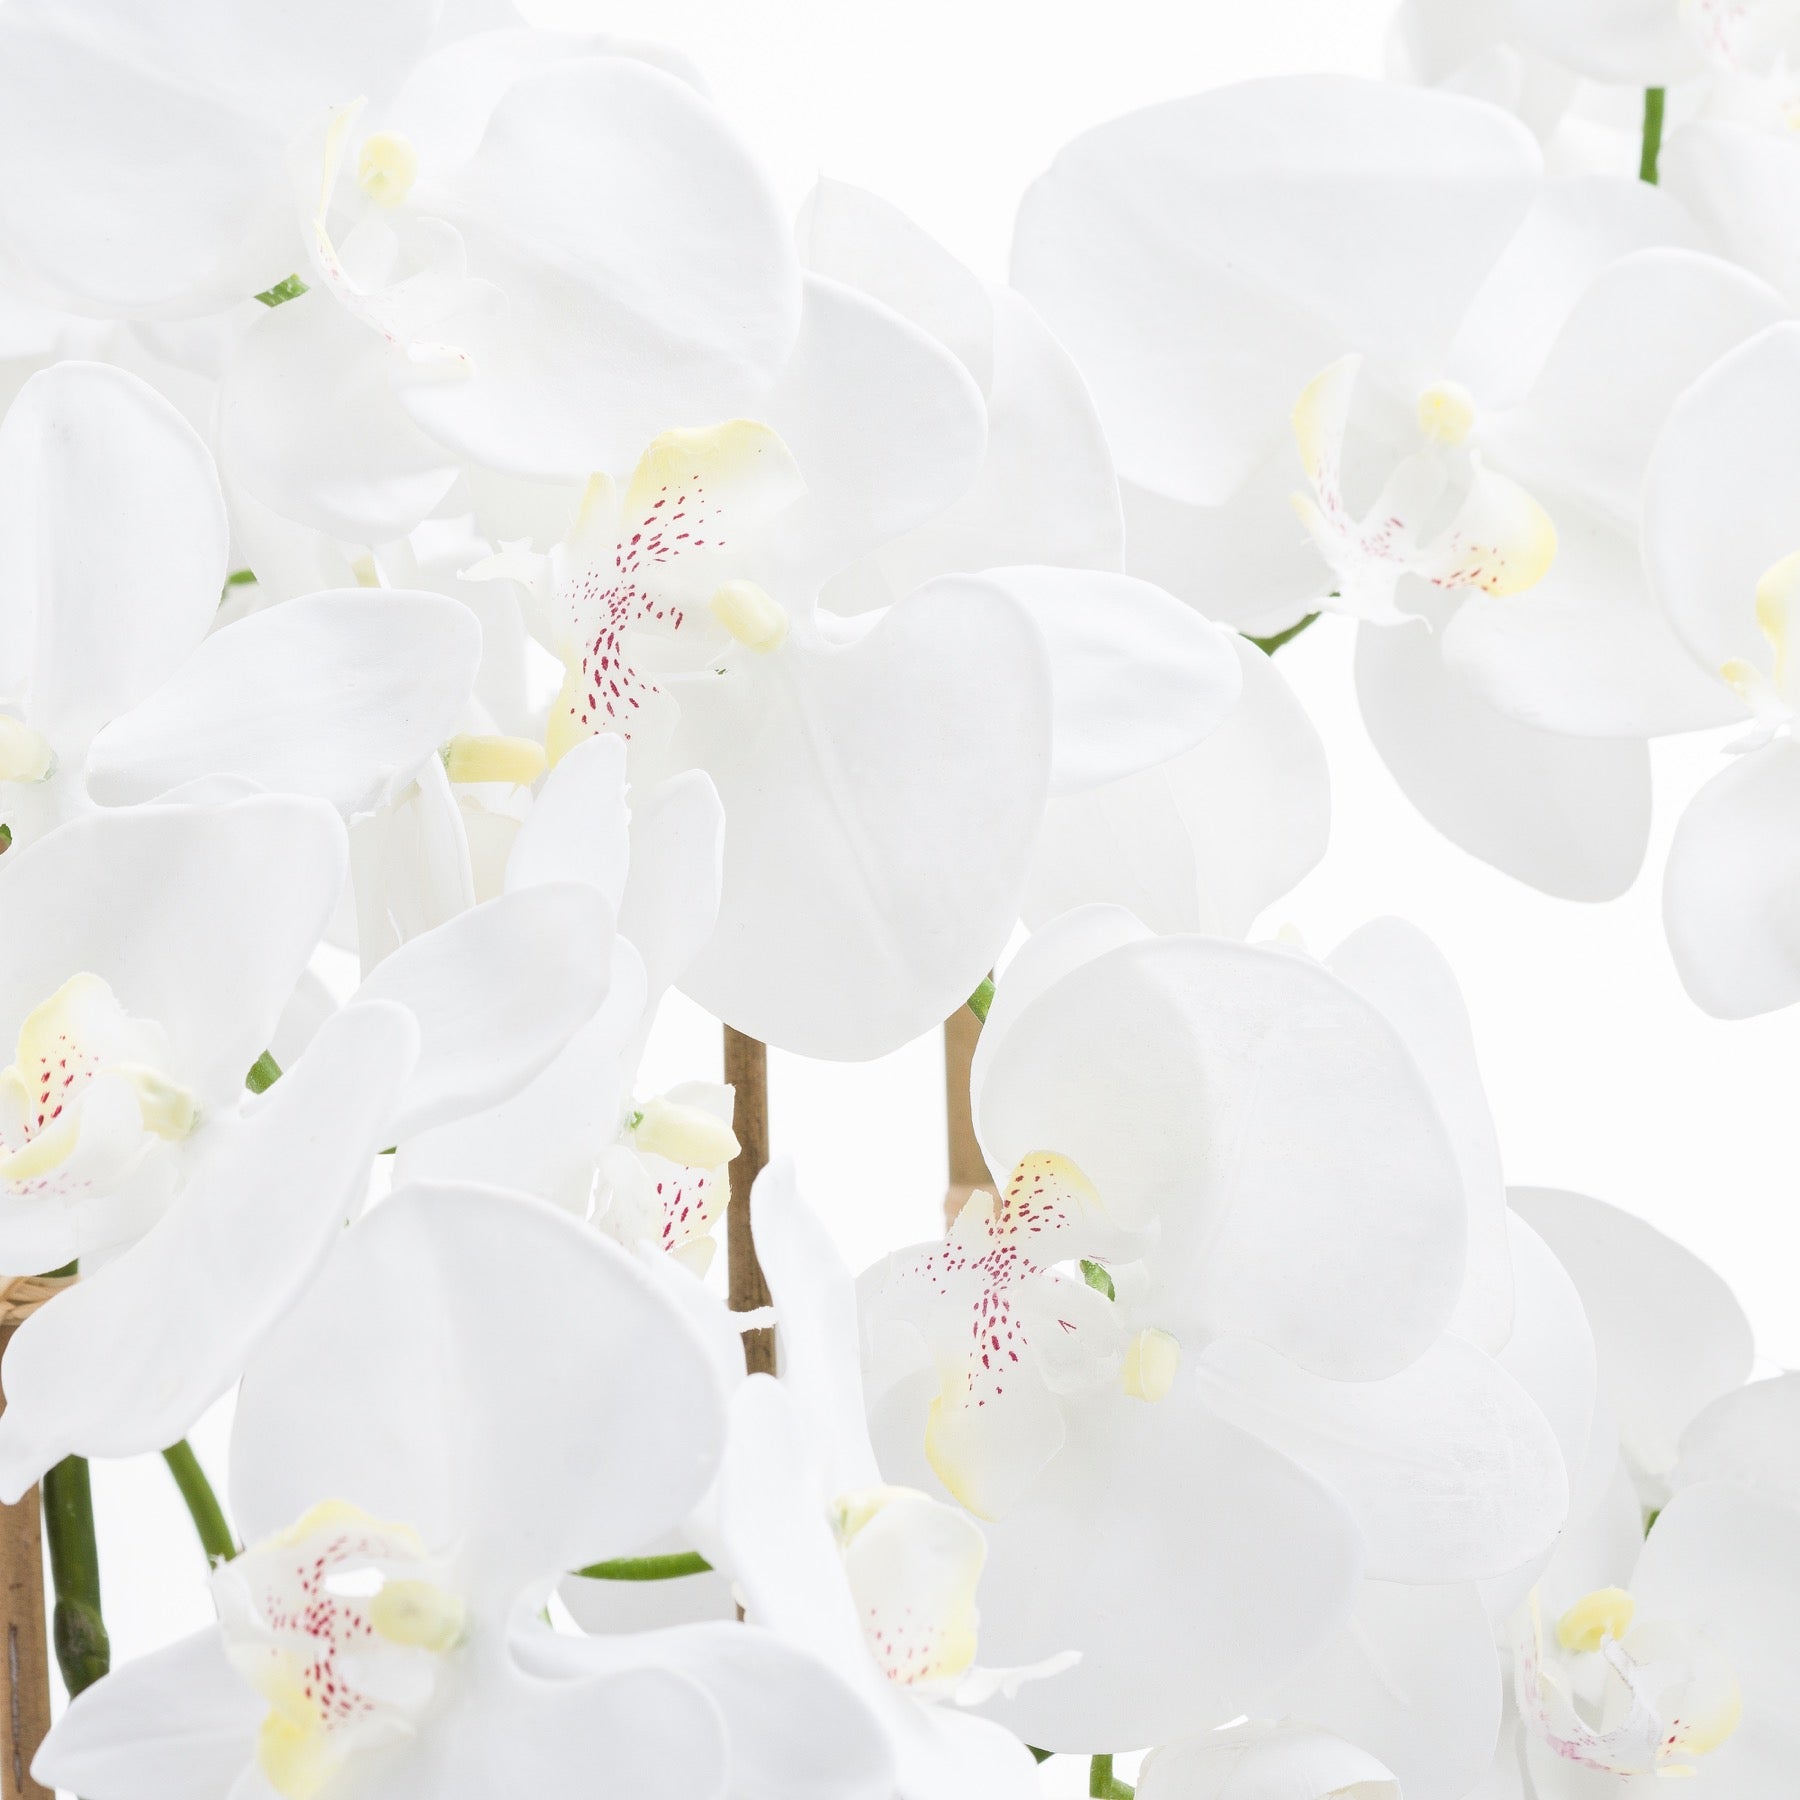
[41,1455,107,1697]
[245,1050,282,1094]
[1247,611,1320,656]
[967,977,995,1024]
[574,1550,713,1581]
[1640,87,1666,184]
[1090,1754,1135,1799]
[162,1440,236,1567]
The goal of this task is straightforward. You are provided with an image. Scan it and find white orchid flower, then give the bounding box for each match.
[0,0,448,317]
[35,1180,896,1800]
[686,1160,1067,1800]
[0,361,482,853]
[859,908,1570,1751]
[218,26,803,540]
[463,362,1222,1056]
[1640,321,1800,1015]
[1013,76,1785,898]
[398,734,736,1259]
[0,796,418,1495]
[1508,1482,1800,1796]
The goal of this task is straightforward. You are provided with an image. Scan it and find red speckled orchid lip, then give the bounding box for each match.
[216,1500,465,1800]
[0,973,194,1203]
[885,1150,1159,1520]
[1290,354,1557,625]
[1513,1587,1742,1779]
[537,421,806,764]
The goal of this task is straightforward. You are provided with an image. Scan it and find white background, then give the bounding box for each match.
[75,0,1800,1768]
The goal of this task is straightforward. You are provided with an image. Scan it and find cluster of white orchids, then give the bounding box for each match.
[1,1,1799,1797]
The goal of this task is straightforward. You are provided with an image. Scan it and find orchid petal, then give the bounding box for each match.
[1664,740,1800,1018]
[1139,1719,1398,1800]
[1644,321,1800,693]
[0,361,226,744]
[981,566,1242,795]
[1511,1188,1753,1485]
[504,732,631,910]
[761,274,986,588]
[86,590,481,815]
[1671,1376,1800,1507]
[668,578,1052,1060]
[219,289,461,541]
[1199,1332,1568,1582]
[33,1627,260,1800]
[355,882,614,1141]
[1327,917,1512,1351]
[1266,1582,1498,1800]
[0,796,345,1103]
[397,58,800,478]
[938,1385,1364,1750]
[1023,638,1328,937]
[1354,620,1651,901]
[231,1181,728,1600]
[974,936,1467,1377]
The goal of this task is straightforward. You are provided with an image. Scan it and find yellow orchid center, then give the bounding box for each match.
[1556,1586,1635,1653]
[1417,379,1477,446]
[1721,548,1800,714]
[356,131,418,207]
[442,734,547,787]
[0,973,197,1190]
[223,1501,463,1800]
[1121,1327,1181,1402]
[709,580,788,653]
[0,715,53,784]
[629,1096,740,1169]
[367,1578,466,1653]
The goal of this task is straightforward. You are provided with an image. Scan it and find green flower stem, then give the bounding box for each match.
[162,1440,236,1567]
[967,977,995,1024]
[41,1455,107,1697]
[574,1550,713,1581]
[1640,87,1666,184]
[1089,1755,1135,1799]
[1247,611,1320,656]
[245,1050,282,1094]
[253,273,309,307]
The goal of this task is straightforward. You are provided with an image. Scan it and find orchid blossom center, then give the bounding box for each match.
[886,1150,1170,1517]
[516,419,803,766]
[356,130,418,207]
[831,1484,983,1693]
[708,579,789,653]
[441,733,547,787]
[0,714,53,785]
[1514,1587,1742,1779]
[596,1090,740,1274]
[218,1500,465,1800]
[1121,1326,1181,1402]
[1721,548,1800,733]
[1416,379,1476,447]
[0,973,196,1197]
[1290,354,1556,625]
